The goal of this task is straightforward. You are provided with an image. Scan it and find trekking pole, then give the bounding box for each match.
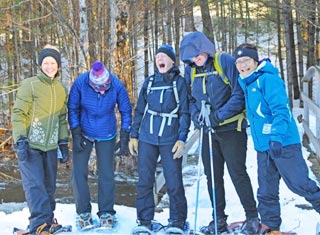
[202,101,218,235]
[208,127,218,235]
[193,126,204,234]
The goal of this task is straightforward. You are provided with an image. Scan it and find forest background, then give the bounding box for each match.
[0,0,319,162]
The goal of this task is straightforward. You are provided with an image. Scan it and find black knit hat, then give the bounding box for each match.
[156,45,176,62]
[39,48,61,68]
[234,47,259,62]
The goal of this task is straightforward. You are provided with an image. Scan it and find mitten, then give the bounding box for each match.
[269,141,282,157]
[15,137,29,161]
[71,127,86,152]
[128,138,138,156]
[58,140,69,163]
[172,140,185,159]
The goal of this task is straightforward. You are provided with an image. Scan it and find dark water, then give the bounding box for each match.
[0,170,138,208]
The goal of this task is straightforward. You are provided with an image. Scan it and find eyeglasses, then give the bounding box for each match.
[235,58,252,65]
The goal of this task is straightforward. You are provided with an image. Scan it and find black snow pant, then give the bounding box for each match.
[201,129,258,220]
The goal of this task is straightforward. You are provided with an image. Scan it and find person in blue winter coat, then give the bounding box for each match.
[234,43,320,234]
[129,45,190,233]
[67,61,132,230]
[179,31,260,234]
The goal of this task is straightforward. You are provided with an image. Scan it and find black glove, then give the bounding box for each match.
[71,127,86,152]
[117,130,129,156]
[269,141,282,157]
[58,140,69,163]
[15,137,29,161]
[209,111,221,129]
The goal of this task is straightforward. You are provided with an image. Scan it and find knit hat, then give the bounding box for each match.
[39,48,61,68]
[89,61,111,92]
[156,45,176,62]
[234,47,259,62]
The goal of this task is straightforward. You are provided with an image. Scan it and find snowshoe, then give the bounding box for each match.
[259,224,297,235]
[13,224,72,235]
[165,221,190,235]
[131,220,164,235]
[75,212,97,232]
[94,213,119,233]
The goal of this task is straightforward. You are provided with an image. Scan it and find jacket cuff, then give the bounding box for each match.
[178,133,187,142]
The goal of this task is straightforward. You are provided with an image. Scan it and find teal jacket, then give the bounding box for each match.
[238,59,300,152]
[11,70,69,151]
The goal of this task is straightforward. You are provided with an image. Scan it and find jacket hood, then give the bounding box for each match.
[180,31,215,62]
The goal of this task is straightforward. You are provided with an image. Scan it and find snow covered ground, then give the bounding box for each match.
[0,104,319,234]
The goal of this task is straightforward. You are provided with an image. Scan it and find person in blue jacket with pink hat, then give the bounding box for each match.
[68,61,132,231]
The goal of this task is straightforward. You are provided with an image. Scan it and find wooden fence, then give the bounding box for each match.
[301,66,320,161]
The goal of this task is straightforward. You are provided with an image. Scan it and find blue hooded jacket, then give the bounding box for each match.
[68,71,132,140]
[180,31,247,131]
[238,59,300,151]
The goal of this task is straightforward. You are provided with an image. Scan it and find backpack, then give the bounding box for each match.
[190,51,245,131]
[191,51,231,90]
[143,75,180,136]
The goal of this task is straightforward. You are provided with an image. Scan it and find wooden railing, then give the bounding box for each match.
[301,66,320,161]
[153,129,200,205]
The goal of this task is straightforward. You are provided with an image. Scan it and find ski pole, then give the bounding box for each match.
[208,128,218,235]
[193,127,204,234]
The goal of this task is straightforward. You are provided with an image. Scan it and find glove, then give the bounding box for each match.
[71,127,86,152]
[117,130,129,156]
[172,140,185,159]
[15,137,29,161]
[128,138,138,156]
[209,111,221,129]
[58,140,69,163]
[269,141,282,157]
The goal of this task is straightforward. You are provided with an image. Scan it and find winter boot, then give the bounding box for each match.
[137,220,152,230]
[166,220,189,234]
[200,216,228,234]
[99,213,117,228]
[240,217,261,234]
[76,212,93,229]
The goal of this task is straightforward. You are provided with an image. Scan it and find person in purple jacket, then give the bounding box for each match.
[180,31,260,234]
[67,61,132,230]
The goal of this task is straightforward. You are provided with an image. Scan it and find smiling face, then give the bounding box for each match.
[41,56,59,79]
[156,52,174,73]
[191,53,208,67]
[235,56,258,77]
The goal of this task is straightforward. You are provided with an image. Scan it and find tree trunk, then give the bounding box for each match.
[199,0,214,43]
[183,0,195,33]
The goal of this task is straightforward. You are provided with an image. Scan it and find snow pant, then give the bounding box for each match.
[136,141,187,222]
[72,138,116,217]
[257,143,320,230]
[202,129,258,220]
[18,148,58,233]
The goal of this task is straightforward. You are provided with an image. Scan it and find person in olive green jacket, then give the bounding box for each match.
[11,45,69,235]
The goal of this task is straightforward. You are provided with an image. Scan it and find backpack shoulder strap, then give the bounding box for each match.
[213,51,230,86]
